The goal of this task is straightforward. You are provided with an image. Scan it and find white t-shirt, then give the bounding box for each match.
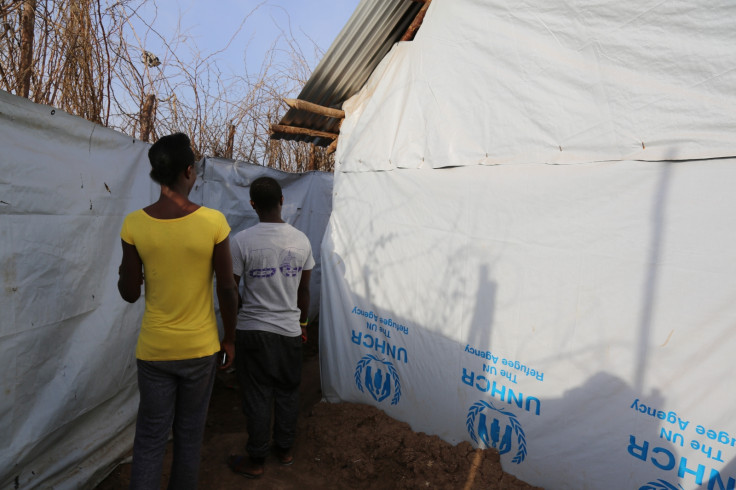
[230,222,315,336]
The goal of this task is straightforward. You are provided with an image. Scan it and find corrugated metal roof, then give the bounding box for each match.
[273,0,424,146]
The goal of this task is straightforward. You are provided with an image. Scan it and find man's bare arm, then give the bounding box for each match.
[297,269,311,342]
[297,270,311,322]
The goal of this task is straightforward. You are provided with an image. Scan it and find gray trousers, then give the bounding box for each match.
[235,330,302,461]
[130,354,217,490]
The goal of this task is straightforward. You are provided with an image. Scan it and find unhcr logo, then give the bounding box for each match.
[639,480,683,490]
[278,250,303,277]
[354,354,401,405]
[466,400,527,464]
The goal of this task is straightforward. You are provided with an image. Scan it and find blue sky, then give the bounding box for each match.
[134,0,361,77]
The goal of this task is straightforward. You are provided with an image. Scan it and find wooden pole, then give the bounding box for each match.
[401,0,431,42]
[268,138,277,168]
[139,94,156,142]
[326,138,338,155]
[270,124,338,141]
[225,123,236,159]
[308,143,317,171]
[18,0,36,98]
[283,98,345,119]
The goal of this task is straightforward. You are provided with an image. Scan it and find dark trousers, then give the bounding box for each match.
[130,355,217,490]
[235,330,302,461]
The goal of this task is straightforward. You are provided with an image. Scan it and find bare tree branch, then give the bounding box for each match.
[0,0,335,172]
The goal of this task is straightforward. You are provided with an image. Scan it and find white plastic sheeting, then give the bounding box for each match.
[337,0,736,171]
[319,0,736,488]
[194,158,334,319]
[1,91,152,489]
[0,91,333,489]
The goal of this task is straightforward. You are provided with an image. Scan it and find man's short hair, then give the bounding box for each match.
[250,177,282,211]
[148,133,195,187]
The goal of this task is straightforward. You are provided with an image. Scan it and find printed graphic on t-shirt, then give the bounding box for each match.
[247,247,306,279]
[248,249,277,278]
[279,248,305,277]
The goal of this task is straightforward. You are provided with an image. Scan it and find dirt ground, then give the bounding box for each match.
[96,324,542,489]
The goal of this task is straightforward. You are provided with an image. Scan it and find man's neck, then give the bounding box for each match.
[258,212,284,224]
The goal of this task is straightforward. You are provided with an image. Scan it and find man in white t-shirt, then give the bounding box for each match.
[227,177,315,479]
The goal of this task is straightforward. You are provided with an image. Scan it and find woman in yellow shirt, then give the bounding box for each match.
[118,133,238,490]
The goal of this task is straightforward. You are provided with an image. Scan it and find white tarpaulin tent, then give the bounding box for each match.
[318,0,736,489]
[0,90,332,489]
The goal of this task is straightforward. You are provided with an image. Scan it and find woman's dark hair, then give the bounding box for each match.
[148,133,195,186]
[250,177,282,211]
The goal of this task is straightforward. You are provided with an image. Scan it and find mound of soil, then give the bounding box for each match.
[96,325,541,489]
[299,401,539,489]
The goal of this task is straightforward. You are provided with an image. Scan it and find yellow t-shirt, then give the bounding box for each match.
[120,207,230,360]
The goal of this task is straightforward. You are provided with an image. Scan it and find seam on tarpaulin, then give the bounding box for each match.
[338,154,736,173]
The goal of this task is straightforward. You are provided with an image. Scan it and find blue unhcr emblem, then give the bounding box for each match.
[354,355,401,405]
[466,400,527,464]
[639,480,683,490]
[278,250,303,277]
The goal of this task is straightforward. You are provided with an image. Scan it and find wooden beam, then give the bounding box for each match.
[401,0,431,42]
[326,138,338,155]
[270,124,338,140]
[283,98,345,119]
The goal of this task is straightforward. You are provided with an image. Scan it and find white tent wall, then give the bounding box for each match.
[0,91,153,489]
[322,162,736,489]
[337,0,736,170]
[319,0,736,489]
[0,91,333,488]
